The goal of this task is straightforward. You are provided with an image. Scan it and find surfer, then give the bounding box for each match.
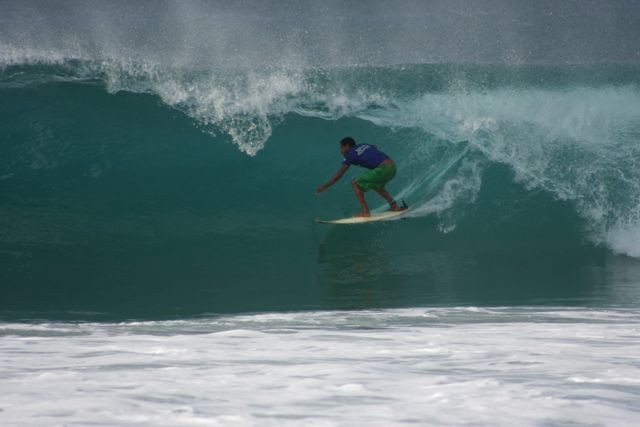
[316,137,405,217]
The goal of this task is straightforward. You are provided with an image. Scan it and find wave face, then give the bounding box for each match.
[2,1,640,319]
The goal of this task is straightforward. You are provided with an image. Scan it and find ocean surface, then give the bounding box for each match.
[2,1,640,425]
[2,308,640,426]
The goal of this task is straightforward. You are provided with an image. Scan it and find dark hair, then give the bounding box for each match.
[340,136,356,147]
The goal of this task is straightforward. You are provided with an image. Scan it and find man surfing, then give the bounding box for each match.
[316,137,406,217]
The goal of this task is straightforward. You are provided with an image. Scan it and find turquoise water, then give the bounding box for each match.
[1,62,640,319]
[2,2,640,426]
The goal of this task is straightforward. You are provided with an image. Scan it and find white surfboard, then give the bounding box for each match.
[316,208,410,225]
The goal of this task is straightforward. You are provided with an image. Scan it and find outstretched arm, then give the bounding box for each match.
[316,164,349,193]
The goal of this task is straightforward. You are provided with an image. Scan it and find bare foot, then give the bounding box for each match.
[353,211,371,218]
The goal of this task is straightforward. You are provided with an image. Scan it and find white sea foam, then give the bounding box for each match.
[606,222,640,258]
[1,308,639,426]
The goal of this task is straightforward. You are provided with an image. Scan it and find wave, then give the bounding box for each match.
[1,59,640,260]
[1,59,640,320]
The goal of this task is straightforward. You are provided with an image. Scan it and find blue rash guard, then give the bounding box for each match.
[342,144,389,169]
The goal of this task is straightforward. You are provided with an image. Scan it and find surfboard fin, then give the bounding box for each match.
[401,199,409,209]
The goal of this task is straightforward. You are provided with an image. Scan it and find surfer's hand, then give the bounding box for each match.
[316,185,326,194]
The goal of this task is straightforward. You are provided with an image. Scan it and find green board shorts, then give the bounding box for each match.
[355,163,397,191]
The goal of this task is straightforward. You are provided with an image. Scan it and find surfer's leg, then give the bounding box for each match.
[374,188,402,211]
[351,179,370,217]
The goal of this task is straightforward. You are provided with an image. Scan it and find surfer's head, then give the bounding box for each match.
[340,136,356,155]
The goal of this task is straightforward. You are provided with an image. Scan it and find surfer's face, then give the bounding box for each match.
[340,144,350,156]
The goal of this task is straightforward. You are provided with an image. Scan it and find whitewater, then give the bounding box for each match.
[2,308,640,426]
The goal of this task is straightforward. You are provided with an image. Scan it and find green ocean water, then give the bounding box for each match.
[4,5,640,427]
[1,61,640,320]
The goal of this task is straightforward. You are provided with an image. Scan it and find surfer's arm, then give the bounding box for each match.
[316,164,349,193]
